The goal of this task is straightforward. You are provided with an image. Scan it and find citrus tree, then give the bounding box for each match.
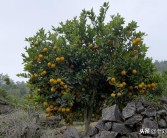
[18,2,158,134]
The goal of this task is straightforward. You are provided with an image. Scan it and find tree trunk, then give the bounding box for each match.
[84,88,96,136]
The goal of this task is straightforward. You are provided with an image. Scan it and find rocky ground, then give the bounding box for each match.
[1,97,167,138]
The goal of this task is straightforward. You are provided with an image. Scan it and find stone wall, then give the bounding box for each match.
[87,99,167,138]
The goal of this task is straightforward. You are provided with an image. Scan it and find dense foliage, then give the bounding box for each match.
[19,2,159,132]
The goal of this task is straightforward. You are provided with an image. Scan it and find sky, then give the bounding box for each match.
[0,0,167,82]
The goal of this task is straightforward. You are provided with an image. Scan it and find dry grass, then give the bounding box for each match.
[0,109,38,138]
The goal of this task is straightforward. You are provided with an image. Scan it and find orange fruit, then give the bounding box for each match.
[111,93,116,97]
[51,87,56,92]
[41,71,47,76]
[43,102,49,107]
[56,57,61,62]
[48,62,52,67]
[49,79,54,83]
[119,84,124,88]
[151,83,156,88]
[117,92,122,97]
[51,64,56,68]
[38,54,43,59]
[53,79,58,84]
[43,48,48,52]
[60,57,65,61]
[61,108,66,113]
[138,84,142,89]
[50,105,54,109]
[136,38,141,43]
[110,78,116,83]
[121,70,126,76]
[37,58,42,62]
[60,81,64,86]
[65,108,70,112]
[57,78,62,83]
[122,82,126,86]
[132,69,137,75]
[34,74,38,78]
[46,107,51,112]
[147,84,151,89]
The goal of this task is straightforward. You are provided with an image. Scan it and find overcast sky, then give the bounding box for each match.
[0,0,167,82]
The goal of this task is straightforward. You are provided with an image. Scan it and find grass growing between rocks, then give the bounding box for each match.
[0,110,36,138]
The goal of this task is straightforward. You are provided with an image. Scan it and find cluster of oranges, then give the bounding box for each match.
[49,78,68,93]
[132,38,141,46]
[109,69,156,98]
[43,101,71,118]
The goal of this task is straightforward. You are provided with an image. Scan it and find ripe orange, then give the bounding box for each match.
[56,57,61,62]
[43,102,49,107]
[51,64,56,68]
[65,108,70,112]
[34,74,38,78]
[110,78,116,83]
[49,79,54,83]
[132,69,137,75]
[132,38,141,45]
[57,78,62,83]
[51,87,56,92]
[60,81,64,86]
[136,38,141,43]
[37,58,42,62]
[53,80,58,84]
[117,92,122,97]
[111,93,116,97]
[151,83,156,88]
[38,54,43,59]
[43,48,48,52]
[48,62,52,67]
[138,84,142,89]
[61,108,66,113]
[119,84,124,88]
[121,70,126,76]
[46,107,51,112]
[50,105,54,109]
[60,57,65,61]
[122,82,126,86]
[41,71,47,76]
[147,84,151,89]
